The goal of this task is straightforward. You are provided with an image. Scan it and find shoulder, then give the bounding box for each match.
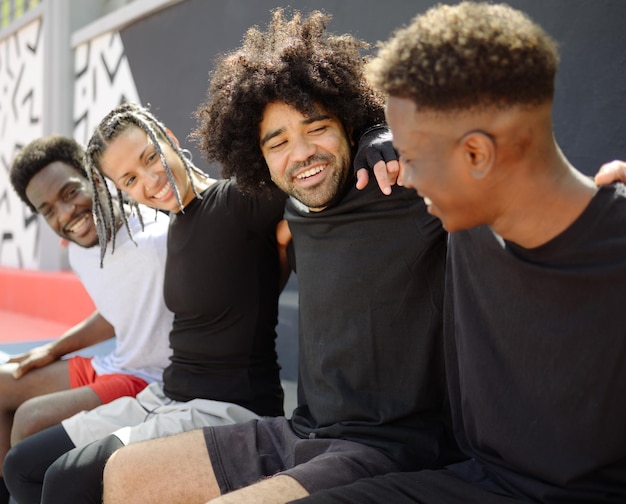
[583,183,626,239]
[605,182,626,202]
[589,183,626,220]
[213,178,286,225]
[121,206,169,263]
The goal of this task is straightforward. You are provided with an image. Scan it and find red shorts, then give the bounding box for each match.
[67,356,148,404]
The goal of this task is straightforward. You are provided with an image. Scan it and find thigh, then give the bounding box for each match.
[88,372,147,404]
[116,395,260,445]
[284,437,400,493]
[60,392,152,447]
[203,417,292,494]
[12,386,101,443]
[41,434,124,504]
[204,417,398,495]
[102,429,217,504]
[3,424,75,504]
[0,359,70,407]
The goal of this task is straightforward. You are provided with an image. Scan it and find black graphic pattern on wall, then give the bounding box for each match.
[0,18,43,268]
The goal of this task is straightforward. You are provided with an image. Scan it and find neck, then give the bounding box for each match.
[488,144,597,248]
[179,169,216,209]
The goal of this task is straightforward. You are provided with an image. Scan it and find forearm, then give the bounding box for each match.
[208,475,308,504]
[48,311,115,358]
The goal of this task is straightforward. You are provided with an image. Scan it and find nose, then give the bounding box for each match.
[291,135,316,162]
[141,166,160,189]
[57,200,76,221]
[55,200,76,231]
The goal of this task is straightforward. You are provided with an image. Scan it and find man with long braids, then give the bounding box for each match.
[297,3,626,503]
[3,103,287,504]
[100,9,460,504]
[1,136,173,504]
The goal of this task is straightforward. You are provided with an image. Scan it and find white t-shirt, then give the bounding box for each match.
[68,205,173,383]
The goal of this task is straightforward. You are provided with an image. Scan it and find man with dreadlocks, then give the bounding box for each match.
[98,10,460,504]
[3,103,288,504]
[2,135,173,504]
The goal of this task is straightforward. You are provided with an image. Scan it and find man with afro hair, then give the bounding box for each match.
[100,9,460,504]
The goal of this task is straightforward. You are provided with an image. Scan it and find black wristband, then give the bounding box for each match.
[358,123,388,141]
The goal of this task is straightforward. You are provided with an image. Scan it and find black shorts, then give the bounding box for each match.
[203,416,400,494]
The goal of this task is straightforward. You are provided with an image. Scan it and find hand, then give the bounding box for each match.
[594,160,626,185]
[353,126,399,195]
[276,219,293,290]
[8,344,57,379]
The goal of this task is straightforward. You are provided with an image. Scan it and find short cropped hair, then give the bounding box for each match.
[367,2,559,112]
[10,136,87,213]
[192,9,385,194]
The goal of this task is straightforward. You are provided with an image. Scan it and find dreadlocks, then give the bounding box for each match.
[85,102,203,266]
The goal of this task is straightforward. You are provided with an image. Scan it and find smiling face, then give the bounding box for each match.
[386,95,485,232]
[99,126,190,213]
[259,102,352,211]
[25,161,98,248]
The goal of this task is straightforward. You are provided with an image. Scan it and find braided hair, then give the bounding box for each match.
[85,102,202,266]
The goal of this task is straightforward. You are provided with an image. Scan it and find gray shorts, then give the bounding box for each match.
[62,381,260,447]
[203,416,400,495]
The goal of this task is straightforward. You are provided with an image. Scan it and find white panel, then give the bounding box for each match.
[0,18,45,268]
[73,30,140,147]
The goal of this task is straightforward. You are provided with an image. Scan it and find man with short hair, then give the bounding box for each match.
[2,135,172,504]
[298,3,626,502]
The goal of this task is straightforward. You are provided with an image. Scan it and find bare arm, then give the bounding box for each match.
[9,311,114,379]
[207,475,309,504]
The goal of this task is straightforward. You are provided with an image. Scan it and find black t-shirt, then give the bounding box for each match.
[162,179,287,417]
[287,179,459,470]
[445,184,626,502]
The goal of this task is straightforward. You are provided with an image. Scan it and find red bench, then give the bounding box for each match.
[0,266,95,344]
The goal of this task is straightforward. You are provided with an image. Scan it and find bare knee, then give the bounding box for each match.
[0,367,23,411]
[103,448,124,483]
[12,386,101,446]
[12,398,50,444]
[103,431,218,504]
[102,448,135,504]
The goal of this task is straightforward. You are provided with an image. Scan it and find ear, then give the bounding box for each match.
[459,131,495,180]
[165,127,181,147]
